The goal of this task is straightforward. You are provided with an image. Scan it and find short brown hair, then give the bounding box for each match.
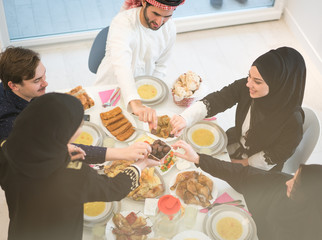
[0,46,40,89]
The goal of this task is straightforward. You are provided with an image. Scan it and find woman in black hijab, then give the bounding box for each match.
[171,47,306,171]
[172,140,322,240]
[0,93,159,240]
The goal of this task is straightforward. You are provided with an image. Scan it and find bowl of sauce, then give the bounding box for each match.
[135,77,163,103]
[84,202,109,222]
[187,123,220,149]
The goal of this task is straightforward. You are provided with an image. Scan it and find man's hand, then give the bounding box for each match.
[130,100,157,129]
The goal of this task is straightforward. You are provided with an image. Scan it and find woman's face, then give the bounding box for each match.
[286,169,300,198]
[246,66,269,98]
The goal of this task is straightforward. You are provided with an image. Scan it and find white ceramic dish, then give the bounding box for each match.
[84,202,110,223]
[135,77,163,103]
[172,230,212,240]
[135,75,169,106]
[169,168,218,209]
[99,107,138,143]
[184,121,228,156]
[203,205,257,240]
[105,211,154,239]
[75,121,104,146]
[187,122,221,149]
[83,201,121,228]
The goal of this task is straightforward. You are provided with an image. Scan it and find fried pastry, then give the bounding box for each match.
[102,113,125,126]
[106,118,128,132]
[117,128,135,141]
[66,86,94,110]
[100,106,122,120]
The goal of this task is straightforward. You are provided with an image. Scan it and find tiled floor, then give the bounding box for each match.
[3,0,274,40]
[1,15,322,240]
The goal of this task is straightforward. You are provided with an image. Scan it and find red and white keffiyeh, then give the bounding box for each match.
[121,0,185,11]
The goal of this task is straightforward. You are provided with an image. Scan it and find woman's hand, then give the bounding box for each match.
[67,144,86,160]
[231,158,249,166]
[130,100,157,129]
[172,140,199,164]
[106,142,152,162]
[134,157,163,170]
[170,114,186,136]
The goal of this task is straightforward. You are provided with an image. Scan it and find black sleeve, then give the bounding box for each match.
[74,144,106,164]
[81,165,140,203]
[197,153,269,193]
[202,78,247,118]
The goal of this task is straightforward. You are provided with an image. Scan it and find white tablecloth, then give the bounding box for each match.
[74,85,251,240]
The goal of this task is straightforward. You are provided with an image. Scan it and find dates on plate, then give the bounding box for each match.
[149,139,171,161]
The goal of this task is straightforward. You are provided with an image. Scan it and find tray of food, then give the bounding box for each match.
[100,106,137,142]
[65,85,95,110]
[104,160,165,201]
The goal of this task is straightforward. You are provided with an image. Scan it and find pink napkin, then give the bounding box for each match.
[98,89,121,106]
[209,192,252,216]
[204,116,217,121]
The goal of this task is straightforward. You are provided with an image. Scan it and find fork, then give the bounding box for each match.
[103,87,120,107]
[200,199,243,213]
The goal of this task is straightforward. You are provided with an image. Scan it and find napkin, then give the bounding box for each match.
[98,88,121,106]
[208,192,252,216]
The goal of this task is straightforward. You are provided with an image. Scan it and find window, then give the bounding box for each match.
[0,0,283,47]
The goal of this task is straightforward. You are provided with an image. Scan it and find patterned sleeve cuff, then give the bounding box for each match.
[124,166,140,191]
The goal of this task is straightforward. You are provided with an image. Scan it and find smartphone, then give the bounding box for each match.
[83,114,90,121]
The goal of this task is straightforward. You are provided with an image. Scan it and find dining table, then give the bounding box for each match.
[68,84,257,240]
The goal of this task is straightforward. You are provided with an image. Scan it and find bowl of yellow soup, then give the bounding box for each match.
[84,201,110,222]
[73,121,104,146]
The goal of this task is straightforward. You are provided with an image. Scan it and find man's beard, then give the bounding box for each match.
[143,6,164,31]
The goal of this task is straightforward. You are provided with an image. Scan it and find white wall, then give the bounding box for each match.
[284,0,322,75]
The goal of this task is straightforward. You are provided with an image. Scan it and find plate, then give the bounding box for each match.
[147,110,177,143]
[99,107,138,143]
[83,201,121,228]
[105,211,154,239]
[169,169,218,209]
[127,167,166,201]
[155,149,178,175]
[135,77,163,103]
[172,230,212,240]
[74,121,104,146]
[135,76,169,106]
[184,121,228,156]
[203,205,257,240]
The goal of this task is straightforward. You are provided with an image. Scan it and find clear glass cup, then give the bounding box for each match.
[184,205,198,228]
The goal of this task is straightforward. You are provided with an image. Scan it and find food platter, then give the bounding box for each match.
[83,201,120,228]
[105,211,154,240]
[172,230,212,240]
[203,205,257,240]
[169,168,218,210]
[73,121,104,146]
[183,121,228,156]
[99,107,138,143]
[135,75,169,106]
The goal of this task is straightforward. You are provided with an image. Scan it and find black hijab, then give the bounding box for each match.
[245,47,306,150]
[2,93,84,178]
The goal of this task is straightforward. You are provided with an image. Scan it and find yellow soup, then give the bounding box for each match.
[137,84,157,100]
[73,131,93,145]
[84,202,106,217]
[216,217,243,240]
[191,128,214,147]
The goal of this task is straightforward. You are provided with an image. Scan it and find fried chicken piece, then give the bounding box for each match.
[198,173,213,192]
[112,213,132,233]
[170,171,197,190]
[175,181,187,200]
[186,178,198,196]
[184,191,200,205]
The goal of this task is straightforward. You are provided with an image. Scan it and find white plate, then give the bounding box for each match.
[99,107,138,143]
[135,77,163,102]
[74,121,104,146]
[135,75,169,106]
[146,110,177,143]
[187,123,221,148]
[172,230,212,240]
[83,201,121,228]
[204,205,257,240]
[169,169,218,209]
[184,121,228,156]
[105,211,154,239]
